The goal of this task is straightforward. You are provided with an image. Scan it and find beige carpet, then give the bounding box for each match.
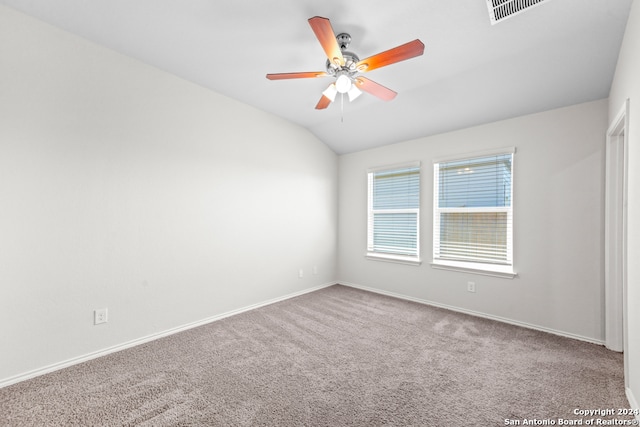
[0,285,632,426]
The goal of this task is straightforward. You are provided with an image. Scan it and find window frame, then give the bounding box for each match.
[366,161,422,266]
[431,148,516,278]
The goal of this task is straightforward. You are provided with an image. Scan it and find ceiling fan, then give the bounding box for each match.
[266,16,425,110]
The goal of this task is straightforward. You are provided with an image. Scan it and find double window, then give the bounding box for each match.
[432,148,515,277]
[367,163,421,265]
[365,150,514,277]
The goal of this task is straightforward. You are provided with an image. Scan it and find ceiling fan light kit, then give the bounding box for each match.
[334,71,352,93]
[266,16,424,111]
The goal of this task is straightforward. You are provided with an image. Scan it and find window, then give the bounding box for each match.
[432,148,515,277]
[367,162,421,265]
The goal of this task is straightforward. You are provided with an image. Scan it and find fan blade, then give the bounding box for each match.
[355,77,397,101]
[308,16,345,66]
[266,72,328,80]
[356,39,424,72]
[315,95,332,110]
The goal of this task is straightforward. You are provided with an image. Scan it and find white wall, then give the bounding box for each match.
[0,6,337,384]
[338,99,608,342]
[609,0,640,411]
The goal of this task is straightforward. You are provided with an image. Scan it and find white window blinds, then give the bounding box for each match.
[367,164,420,259]
[433,150,513,265]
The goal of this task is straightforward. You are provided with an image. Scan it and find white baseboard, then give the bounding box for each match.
[0,282,337,389]
[339,281,605,346]
[627,387,640,422]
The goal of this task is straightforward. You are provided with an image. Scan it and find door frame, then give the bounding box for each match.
[604,99,629,384]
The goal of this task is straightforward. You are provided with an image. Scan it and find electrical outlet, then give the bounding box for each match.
[298,269,304,278]
[467,282,476,293]
[313,266,318,275]
[94,308,108,325]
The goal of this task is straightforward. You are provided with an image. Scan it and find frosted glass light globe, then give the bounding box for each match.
[335,73,352,93]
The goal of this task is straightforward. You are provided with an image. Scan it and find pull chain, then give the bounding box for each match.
[341,93,344,123]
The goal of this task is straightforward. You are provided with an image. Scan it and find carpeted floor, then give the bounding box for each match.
[0,285,632,426]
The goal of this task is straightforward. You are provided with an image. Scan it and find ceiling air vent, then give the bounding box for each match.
[486,0,549,25]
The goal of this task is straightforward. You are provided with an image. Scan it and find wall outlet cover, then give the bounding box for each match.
[94,308,108,325]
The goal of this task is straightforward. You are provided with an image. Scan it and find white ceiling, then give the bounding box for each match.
[1,0,633,154]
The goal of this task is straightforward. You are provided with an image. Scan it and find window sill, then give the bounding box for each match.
[366,252,422,266]
[431,259,517,278]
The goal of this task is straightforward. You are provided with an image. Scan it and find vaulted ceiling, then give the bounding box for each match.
[0,0,633,154]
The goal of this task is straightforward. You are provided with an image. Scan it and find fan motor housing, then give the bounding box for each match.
[326,33,360,75]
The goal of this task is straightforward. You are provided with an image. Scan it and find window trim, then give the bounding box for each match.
[431,147,516,278]
[366,161,422,265]
[430,259,516,278]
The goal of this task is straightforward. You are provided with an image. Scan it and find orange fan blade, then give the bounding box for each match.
[308,16,344,66]
[266,72,328,80]
[315,95,332,110]
[355,77,397,101]
[356,39,424,73]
